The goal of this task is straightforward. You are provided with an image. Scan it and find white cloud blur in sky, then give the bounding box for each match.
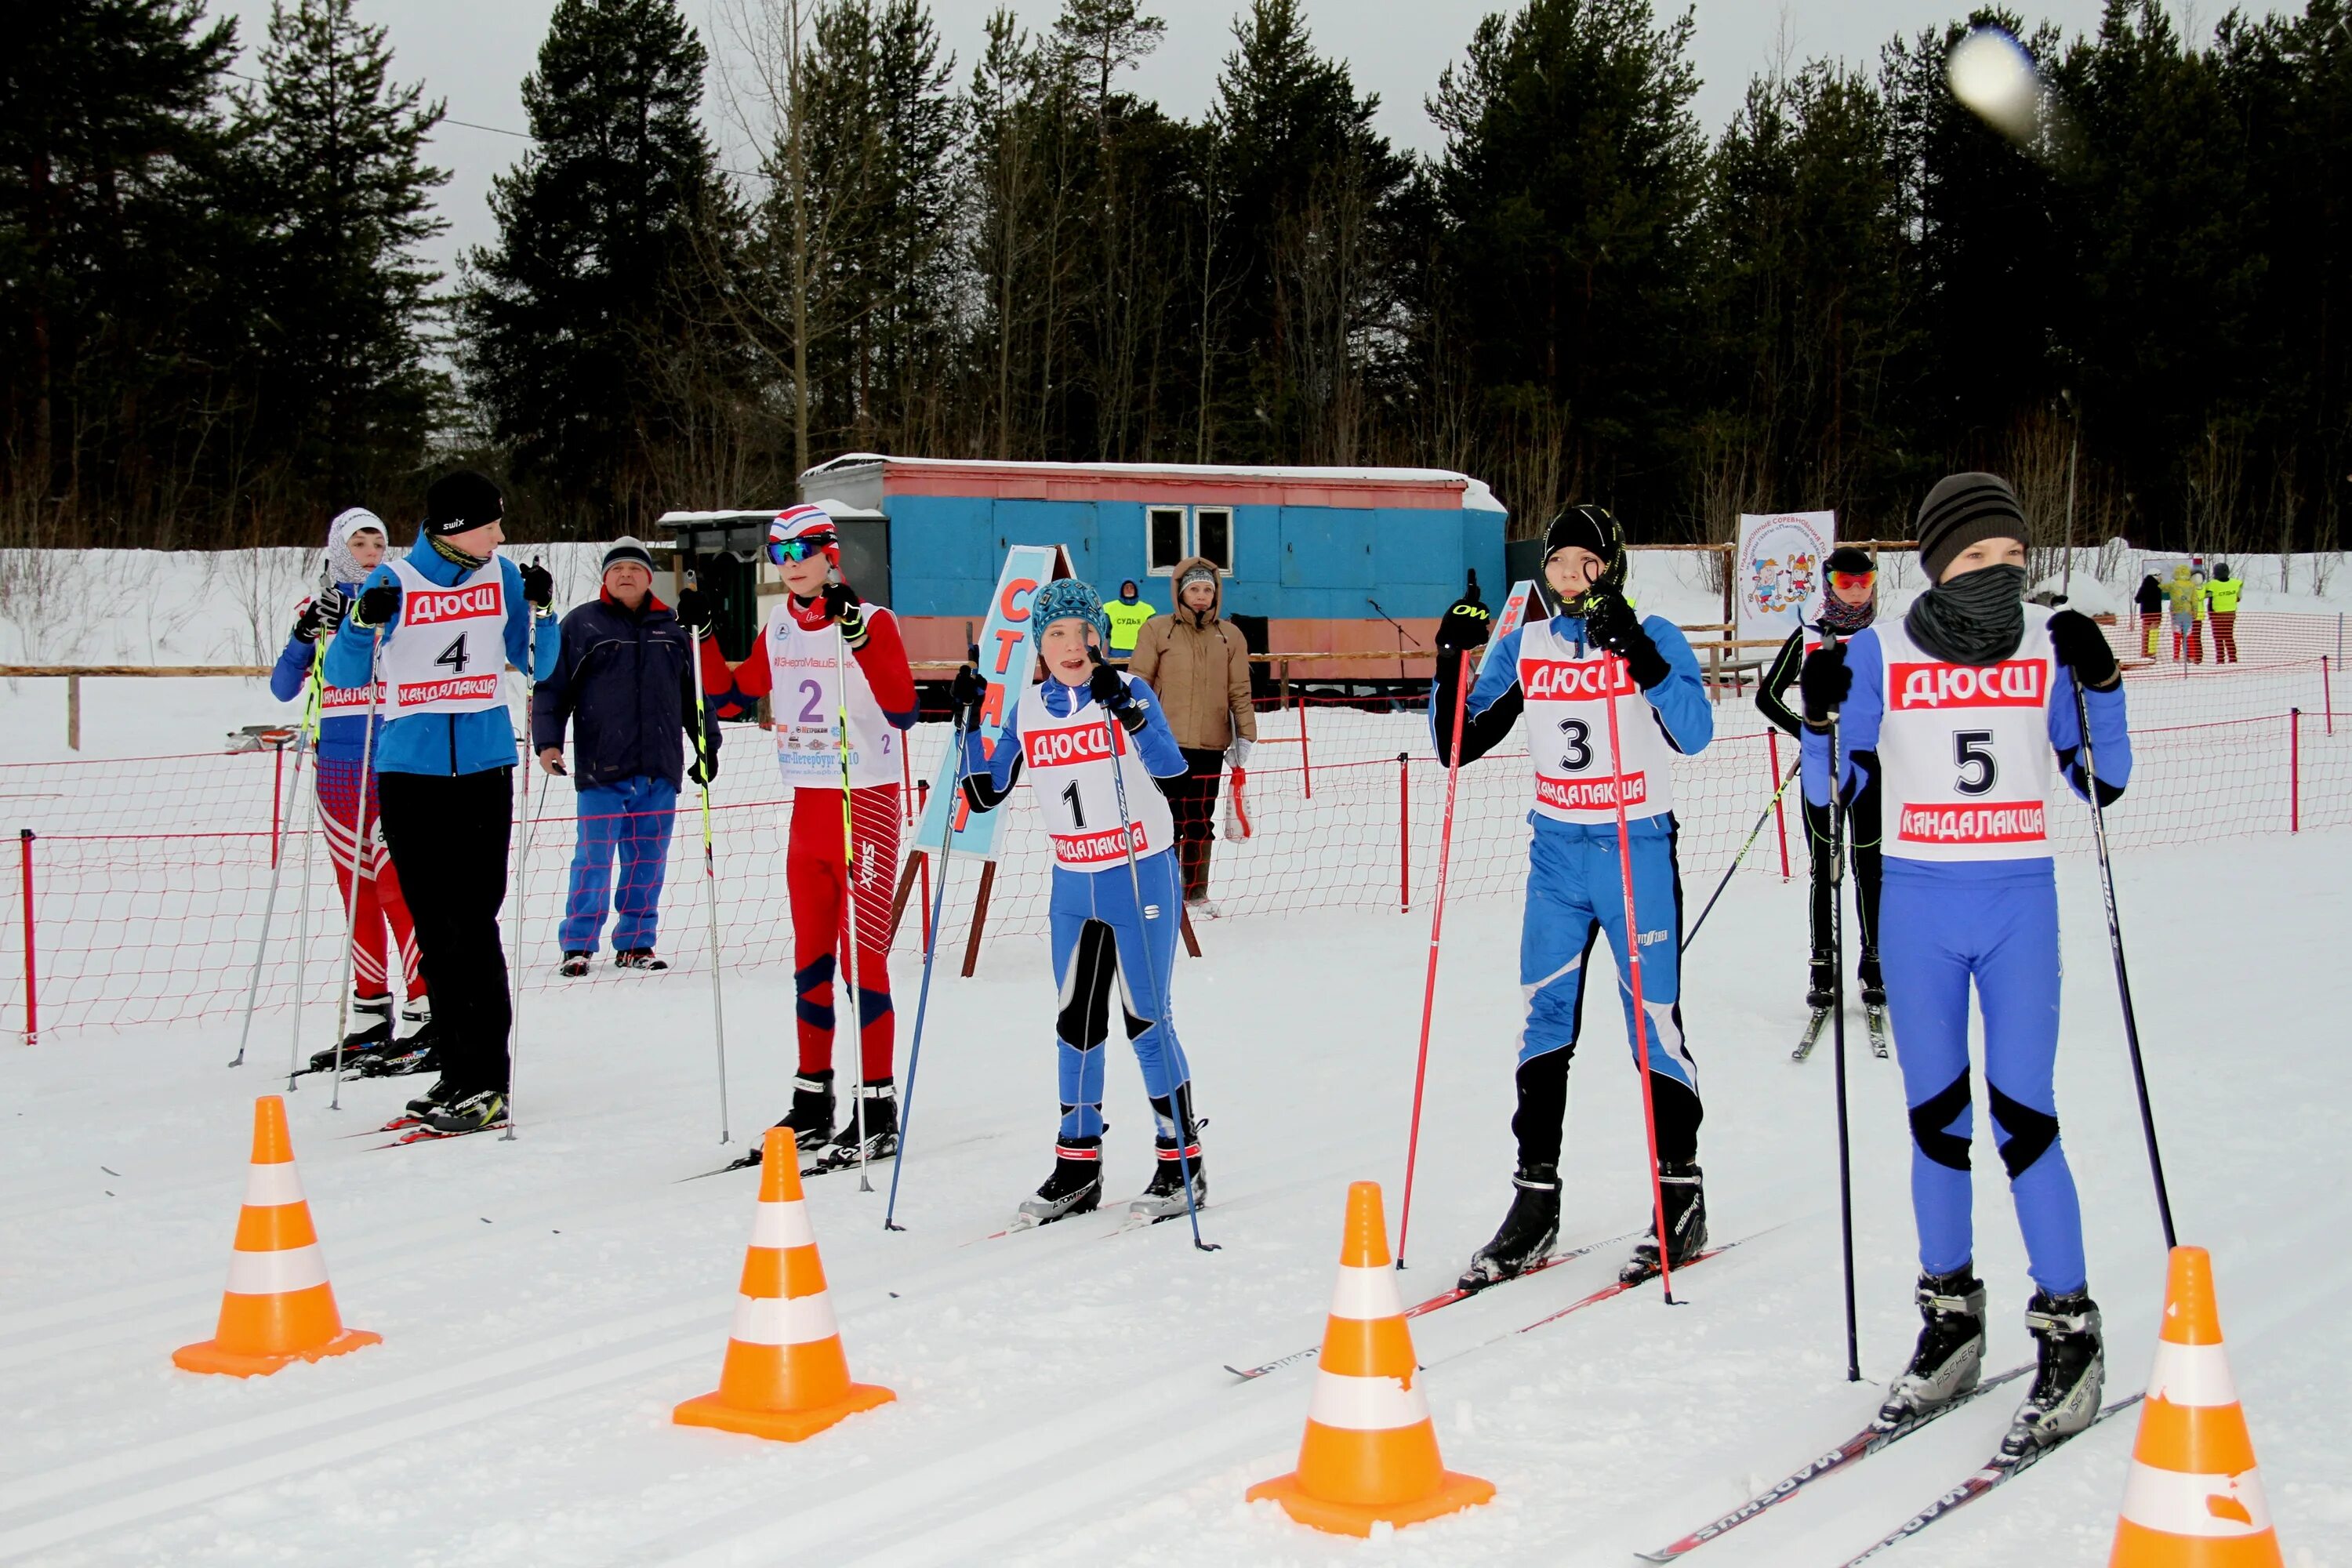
[212,0,2258,283]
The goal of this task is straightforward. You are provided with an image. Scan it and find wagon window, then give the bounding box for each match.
[1147,506,1187,574]
[1193,507,1233,572]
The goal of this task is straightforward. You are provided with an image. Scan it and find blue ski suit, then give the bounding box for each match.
[1432,612,1715,1169]
[962,673,1193,1145]
[1802,621,2131,1295]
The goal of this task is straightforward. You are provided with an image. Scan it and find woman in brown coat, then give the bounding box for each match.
[1127,557,1258,915]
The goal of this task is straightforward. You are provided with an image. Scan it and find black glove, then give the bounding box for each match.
[821,583,868,649]
[521,557,555,611]
[949,664,985,731]
[674,585,714,635]
[2047,608,2121,691]
[292,590,346,644]
[1089,662,1145,731]
[1434,588,1491,655]
[1799,641,1851,724]
[688,741,719,786]
[354,582,401,628]
[1582,592,1668,690]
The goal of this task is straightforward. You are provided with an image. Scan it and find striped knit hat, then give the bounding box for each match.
[1915,473,2027,582]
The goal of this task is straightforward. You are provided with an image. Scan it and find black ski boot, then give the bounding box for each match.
[818,1080,898,1169]
[405,1076,462,1117]
[1460,1164,1561,1290]
[427,1087,507,1134]
[1621,1160,1708,1284]
[365,1011,440,1077]
[1877,1269,1987,1427]
[614,948,668,971]
[771,1071,836,1152]
[1859,949,1886,1009]
[1806,950,1837,1010]
[2000,1288,2105,1461]
[308,995,394,1074]
[557,951,590,978]
[1131,1087,1206,1221]
[1017,1136,1103,1226]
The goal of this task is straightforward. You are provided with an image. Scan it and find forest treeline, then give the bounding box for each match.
[6,0,2350,557]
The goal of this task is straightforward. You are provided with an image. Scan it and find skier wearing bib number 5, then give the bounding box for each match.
[699,504,917,1169]
[952,579,1203,1227]
[1799,472,2132,1461]
[1431,506,1715,1291]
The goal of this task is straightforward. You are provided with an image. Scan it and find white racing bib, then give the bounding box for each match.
[1516,619,1678,825]
[1018,681,1174,872]
[381,557,508,717]
[317,677,387,716]
[766,602,900,788]
[1875,606,2058,862]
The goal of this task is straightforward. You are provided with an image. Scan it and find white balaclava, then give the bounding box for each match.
[324,507,388,587]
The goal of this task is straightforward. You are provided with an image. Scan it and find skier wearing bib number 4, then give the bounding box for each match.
[1800,473,2132,1461]
[700,504,918,1171]
[1431,506,1715,1290]
[953,579,1204,1227]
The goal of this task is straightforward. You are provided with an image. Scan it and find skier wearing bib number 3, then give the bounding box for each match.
[701,504,918,1171]
[1431,506,1715,1290]
[952,579,1204,1227]
[1799,473,2132,1461]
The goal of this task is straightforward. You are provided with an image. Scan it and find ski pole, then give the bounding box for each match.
[1092,648,1214,1252]
[505,601,546,1145]
[237,633,325,1069]
[284,731,321,1088]
[834,629,873,1192]
[1682,759,1801,954]
[884,710,967,1232]
[689,622,731,1144]
[1396,644,1472,1268]
[1597,635,1681,1305]
[328,630,384,1110]
[1826,686,1861,1381]
[2071,680,2176,1248]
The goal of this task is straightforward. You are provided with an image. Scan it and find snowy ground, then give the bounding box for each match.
[2,822,2343,1566]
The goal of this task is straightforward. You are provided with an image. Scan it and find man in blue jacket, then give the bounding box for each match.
[531,537,719,976]
[327,470,561,1134]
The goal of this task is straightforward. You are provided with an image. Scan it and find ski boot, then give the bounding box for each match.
[1130,1087,1207,1221]
[307,995,394,1074]
[767,1071,836,1153]
[816,1080,898,1170]
[1876,1269,1987,1427]
[427,1087,507,1134]
[365,1013,439,1077]
[405,1076,463,1118]
[1859,948,1886,1009]
[1017,1136,1103,1227]
[1182,843,1221,920]
[1806,949,1837,1010]
[1999,1288,2104,1461]
[614,948,668,971]
[1459,1163,1561,1290]
[1621,1160,1708,1284]
[557,951,590,978]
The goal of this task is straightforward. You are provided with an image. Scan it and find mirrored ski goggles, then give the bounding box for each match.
[1829,569,1876,590]
[767,531,838,565]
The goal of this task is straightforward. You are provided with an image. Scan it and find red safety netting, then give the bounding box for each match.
[0,655,2343,1040]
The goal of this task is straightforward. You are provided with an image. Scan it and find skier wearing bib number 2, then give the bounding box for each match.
[1798,472,2131,1461]
[702,504,918,1171]
[1432,505,1715,1290]
[951,579,1203,1227]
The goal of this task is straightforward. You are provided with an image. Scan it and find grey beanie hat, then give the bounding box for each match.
[1178,562,1218,591]
[1915,472,2027,582]
[602,535,655,574]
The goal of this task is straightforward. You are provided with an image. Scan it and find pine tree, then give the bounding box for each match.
[237,0,449,512]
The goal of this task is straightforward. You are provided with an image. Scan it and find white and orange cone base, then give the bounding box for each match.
[1247,1181,1494,1536]
[2109,1246,2283,1566]
[673,1127,895,1442]
[173,1095,379,1377]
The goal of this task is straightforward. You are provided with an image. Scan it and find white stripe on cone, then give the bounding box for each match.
[2118,1461,2274,1537]
[2146,1340,2241,1408]
[730,1290,840,1347]
[224,1243,330,1295]
[1327,1264,1405,1322]
[749,1199,818,1251]
[241,1162,307,1207]
[1306,1370,1430,1432]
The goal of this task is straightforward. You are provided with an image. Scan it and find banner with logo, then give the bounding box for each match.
[910,543,1073,859]
[1736,511,1836,646]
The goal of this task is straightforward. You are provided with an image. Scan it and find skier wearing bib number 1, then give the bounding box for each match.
[951,579,1203,1227]
[1431,505,1715,1290]
[1798,472,2131,1461]
[700,504,918,1170]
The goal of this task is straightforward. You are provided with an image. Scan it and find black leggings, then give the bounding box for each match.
[377,768,516,1094]
[1163,747,1225,844]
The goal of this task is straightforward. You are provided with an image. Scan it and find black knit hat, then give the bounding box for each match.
[1915,472,2026,581]
[423,470,504,537]
[1541,503,1628,606]
[1825,545,1875,576]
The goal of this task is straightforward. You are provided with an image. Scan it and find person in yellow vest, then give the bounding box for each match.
[2205,563,2243,662]
[2165,565,2204,662]
[1105,579,1155,662]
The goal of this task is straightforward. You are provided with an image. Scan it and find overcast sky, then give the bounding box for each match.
[214,0,2249,283]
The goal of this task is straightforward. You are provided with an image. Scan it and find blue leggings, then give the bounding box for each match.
[1881,861,2086,1295]
[561,775,677,953]
[1047,850,1189,1142]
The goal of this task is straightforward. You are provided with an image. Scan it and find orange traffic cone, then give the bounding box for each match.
[1247,1181,1494,1536]
[2109,1246,2283,1566]
[172,1095,379,1377]
[673,1127,895,1442]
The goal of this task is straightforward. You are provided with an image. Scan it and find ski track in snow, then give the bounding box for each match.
[2,673,2349,1563]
